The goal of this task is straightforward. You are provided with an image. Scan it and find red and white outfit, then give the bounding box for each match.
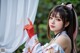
[22,31,68,53]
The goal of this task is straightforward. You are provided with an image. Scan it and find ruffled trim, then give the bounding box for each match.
[44,43,65,53]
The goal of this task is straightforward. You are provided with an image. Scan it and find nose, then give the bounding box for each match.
[52,19,55,24]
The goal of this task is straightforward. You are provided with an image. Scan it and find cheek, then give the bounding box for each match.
[56,21,63,28]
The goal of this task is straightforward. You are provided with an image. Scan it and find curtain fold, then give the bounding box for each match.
[0,0,39,53]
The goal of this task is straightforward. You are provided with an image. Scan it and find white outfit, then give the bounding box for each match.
[22,31,68,53]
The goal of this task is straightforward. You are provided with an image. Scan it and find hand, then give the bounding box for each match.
[24,18,35,38]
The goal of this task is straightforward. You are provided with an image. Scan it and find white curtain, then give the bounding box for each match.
[0,0,39,53]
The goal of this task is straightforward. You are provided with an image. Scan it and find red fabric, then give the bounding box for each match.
[24,18,34,38]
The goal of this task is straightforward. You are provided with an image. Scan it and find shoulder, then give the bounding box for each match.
[54,34,71,51]
[55,34,71,44]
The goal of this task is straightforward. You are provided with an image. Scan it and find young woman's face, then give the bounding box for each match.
[49,13,63,34]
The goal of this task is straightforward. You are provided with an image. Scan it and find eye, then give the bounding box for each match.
[56,18,61,21]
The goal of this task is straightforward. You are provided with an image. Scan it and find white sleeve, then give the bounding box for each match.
[22,34,42,53]
[32,43,65,53]
[22,35,65,53]
[44,43,65,53]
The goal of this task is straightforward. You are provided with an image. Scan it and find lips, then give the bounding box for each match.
[50,25,55,28]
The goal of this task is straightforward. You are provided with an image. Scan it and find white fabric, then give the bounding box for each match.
[23,34,38,53]
[42,43,65,53]
[23,31,67,53]
[0,0,39,53]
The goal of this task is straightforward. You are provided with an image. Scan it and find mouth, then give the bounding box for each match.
[50,25,55,28]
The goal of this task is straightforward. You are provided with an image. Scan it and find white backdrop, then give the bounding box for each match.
[0,0,39,53]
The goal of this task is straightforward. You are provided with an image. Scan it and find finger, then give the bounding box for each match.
[28,18,32,25]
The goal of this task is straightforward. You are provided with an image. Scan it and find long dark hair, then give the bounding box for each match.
[47,2,77,53]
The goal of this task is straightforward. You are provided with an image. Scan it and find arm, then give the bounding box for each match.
[22,34,40,53]
[23,18,43,53]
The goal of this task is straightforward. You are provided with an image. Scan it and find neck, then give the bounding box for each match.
[54,31,61,35]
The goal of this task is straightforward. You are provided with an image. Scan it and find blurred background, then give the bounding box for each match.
[15,0,80,53]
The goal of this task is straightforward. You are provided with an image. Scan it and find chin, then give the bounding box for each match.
[50,28,55,32]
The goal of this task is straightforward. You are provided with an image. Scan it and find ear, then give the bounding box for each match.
[65,22,69,27]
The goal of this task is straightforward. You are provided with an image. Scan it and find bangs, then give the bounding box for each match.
[49,6,68,22]
[51,11,59,18]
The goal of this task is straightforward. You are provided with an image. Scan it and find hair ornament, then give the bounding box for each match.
[66,4,72,10]
[61,3,73,10]
[61,3,65,5]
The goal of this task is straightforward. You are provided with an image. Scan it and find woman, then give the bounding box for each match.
[23,2,78,53]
